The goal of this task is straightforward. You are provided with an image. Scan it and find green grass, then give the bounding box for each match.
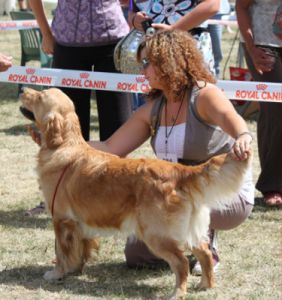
[0,10,281,300]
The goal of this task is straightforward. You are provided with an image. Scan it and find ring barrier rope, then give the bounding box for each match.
[0,66,281,102]
[0,17,237,31]
[0,20,50,31]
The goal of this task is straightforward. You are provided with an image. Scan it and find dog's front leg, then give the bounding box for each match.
[44,218,86,281]
[192,242,215,289]
[44,261,64,281]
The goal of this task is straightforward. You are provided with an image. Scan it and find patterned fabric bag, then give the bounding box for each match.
[272,4,282,40]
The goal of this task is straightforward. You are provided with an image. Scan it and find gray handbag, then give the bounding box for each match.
[114,29,144,75]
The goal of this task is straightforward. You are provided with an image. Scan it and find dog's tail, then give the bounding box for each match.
[180,152,252,211]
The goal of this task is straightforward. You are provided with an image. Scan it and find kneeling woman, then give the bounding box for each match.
[91,30,254,274]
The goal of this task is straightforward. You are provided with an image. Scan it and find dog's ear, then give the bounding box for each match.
[43,112,64,149]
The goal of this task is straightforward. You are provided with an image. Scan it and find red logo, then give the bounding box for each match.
[256,84,268,91]
[26,68,36,75]
[80,72,90,79]
[135,76,146,83]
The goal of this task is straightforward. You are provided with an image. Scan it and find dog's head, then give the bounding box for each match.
[20,88,81,149]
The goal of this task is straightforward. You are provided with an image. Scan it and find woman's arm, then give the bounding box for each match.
[89,102,153,157]
[235,0,254,52]
[196,85,252,160]
[28,0,54,54]
[28,100,153,157]
[153,0,220,31]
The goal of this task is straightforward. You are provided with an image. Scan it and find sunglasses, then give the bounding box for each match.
[140,57,150,69]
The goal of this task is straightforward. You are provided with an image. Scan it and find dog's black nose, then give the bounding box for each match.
[19,106,35,121]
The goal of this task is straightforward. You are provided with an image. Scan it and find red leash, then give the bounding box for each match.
[51,165,70,217]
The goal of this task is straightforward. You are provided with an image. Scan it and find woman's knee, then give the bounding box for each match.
[210,199,253,230]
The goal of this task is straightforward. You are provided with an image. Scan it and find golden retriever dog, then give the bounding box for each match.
[20,87,250,299]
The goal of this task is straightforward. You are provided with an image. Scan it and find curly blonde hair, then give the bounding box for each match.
[137,30,216,99]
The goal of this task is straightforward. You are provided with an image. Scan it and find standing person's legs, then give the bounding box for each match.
[194,31,215,75]
[18,0,28,11]
[52,43,92,141]
[242,44,282,201]
[208,24,223,78]
[93,44,132,141]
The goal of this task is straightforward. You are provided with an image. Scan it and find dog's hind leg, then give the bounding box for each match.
[144,236,188,300]
[191,242,215,289]
[44,219,87,281]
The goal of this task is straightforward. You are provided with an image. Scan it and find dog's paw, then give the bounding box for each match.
[43,269,64,281]
[165,288,186,300]
[196,279,214,290]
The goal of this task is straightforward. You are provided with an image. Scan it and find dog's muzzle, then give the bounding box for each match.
[19,106,35,121]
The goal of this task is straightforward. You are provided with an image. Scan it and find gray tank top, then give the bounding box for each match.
[150,87,254,204]
[150,87,234,165]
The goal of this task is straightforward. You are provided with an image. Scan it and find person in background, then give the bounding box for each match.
[25,0,133,216]
[208,0,231,78]
[18,0,31,11]
[28,0,132,142]
[236,0,282,206]
[121,0,146,110]
[0,53,12,72]
[128,0,220,75]
[90,30,254,274]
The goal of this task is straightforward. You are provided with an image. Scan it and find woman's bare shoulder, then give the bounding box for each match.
[196,82,226,101]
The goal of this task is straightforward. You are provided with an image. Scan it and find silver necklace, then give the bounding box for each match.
[164,93,185,157]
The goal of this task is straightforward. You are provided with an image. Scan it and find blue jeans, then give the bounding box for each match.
[208,23,223,78]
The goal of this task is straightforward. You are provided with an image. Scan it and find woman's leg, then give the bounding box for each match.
[210,196,253,230]
[124,235,164,268]
[52,43,92,141]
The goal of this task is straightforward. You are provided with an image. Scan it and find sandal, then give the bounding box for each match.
[264,193,282,206]
[24,201,46,216]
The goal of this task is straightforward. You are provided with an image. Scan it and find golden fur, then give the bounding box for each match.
[21,88,250,299]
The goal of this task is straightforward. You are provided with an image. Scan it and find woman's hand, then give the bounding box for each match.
[0,53,12,72]
[248,46,275,74]
[230,132,253,161]
[41,32,55,55]
[130,11,151,31]
[27,125,42,146]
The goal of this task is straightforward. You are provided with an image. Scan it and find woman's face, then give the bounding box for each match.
[139,48,164,90]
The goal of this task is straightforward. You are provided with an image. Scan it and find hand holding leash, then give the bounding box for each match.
[131,11,150,31]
